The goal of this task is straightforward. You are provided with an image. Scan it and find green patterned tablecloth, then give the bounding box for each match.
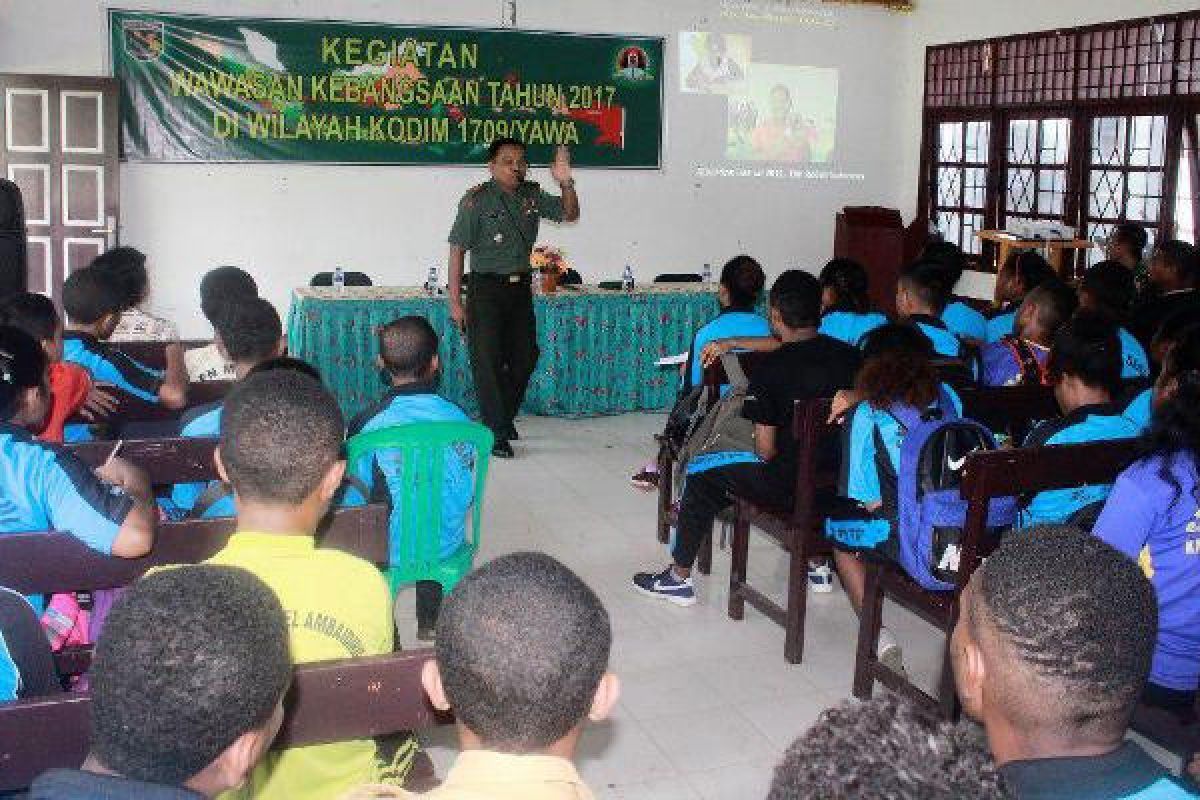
[287,284,722,419]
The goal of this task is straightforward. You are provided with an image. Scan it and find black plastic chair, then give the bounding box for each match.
[561,268,583,286]
[654,273,703,283]
[0,587,60,699]
[310,271,373,287]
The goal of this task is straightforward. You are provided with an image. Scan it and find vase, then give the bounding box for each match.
[539,271,559,294]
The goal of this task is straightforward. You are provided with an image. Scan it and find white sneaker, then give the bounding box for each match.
[877,627,906,676]
[807,563,835,593]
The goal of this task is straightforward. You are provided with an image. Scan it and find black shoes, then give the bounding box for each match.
[506,423,519,441]
[492,440,515,459]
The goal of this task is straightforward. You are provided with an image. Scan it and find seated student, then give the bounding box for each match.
[1094,330,1200,721]
[951,526,1197,799]
[1130,239,1200,348]
[169,296,284,519]
[1128,306,1200,431]
[896,260,967,360]
[0,292,116,443]
[347,316,473,641]
[922,240,989,343]
[631,272,861,606]
[203,370,402,800]
[92,246,180,342]
[979,281,1077,387]
[827,324,962,672]
[1018,312,1139,528]
[31,565,291,799]
[630,256,768,491]
[817,257,888,347]
[0,325,156,570]
[347,552,617,800]
[1079,260,1151,379]
[986,249,1056,343]
[187,266,260,383]
[61,266,188,414]
[1108,221,1151,284]
[766,693,1007,800]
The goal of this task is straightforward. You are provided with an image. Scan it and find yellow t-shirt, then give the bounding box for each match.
[207,531,394,800]
[345,751,595,800]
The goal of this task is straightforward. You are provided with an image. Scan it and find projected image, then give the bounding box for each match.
[680,31,750,94]
[726,64,838,163]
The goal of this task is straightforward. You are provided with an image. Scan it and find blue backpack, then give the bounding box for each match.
[886,392,1017,591]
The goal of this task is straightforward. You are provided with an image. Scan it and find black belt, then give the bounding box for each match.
[468,271,532,285]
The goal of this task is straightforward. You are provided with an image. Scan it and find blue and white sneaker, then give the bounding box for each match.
[807,562,835,593]
[632,566,696,607]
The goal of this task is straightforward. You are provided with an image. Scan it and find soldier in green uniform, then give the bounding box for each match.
[448,138,579,458]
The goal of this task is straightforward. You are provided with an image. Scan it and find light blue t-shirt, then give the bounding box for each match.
[1124,388,1154,433]
[1118,327,1151,379]
[1018,405,1140,527]
[942,301,987,342]
[819,311,888,348]
[985,309,1016,343]
[346,386,475,562]
[686,310,771,389]
[913,318,964,360]
[168,402,227,519]
[0,631,16,702]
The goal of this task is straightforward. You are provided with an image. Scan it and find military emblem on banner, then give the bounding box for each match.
[614,45,653,82]
[123,19,165,62]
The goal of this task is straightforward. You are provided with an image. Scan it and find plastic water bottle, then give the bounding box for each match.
[424,265,439,296]
[702,262,713,285]
[332,266,346,295]
[622,263,635,292]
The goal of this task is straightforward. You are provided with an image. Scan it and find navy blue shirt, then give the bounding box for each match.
[999,742,1198,800]
[31,769,205,799]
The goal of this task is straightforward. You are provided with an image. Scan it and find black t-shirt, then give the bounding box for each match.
[742,334,862,482]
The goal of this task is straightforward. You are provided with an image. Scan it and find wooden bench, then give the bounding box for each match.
[0,649,442,793]
[727,396,838,663]
[111,340,213,371]
[851,438,1142,717]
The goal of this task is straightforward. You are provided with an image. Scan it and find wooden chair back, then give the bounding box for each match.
[111,340,213,371]
[64,436,219,485]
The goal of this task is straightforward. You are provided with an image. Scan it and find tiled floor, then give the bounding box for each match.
[393,412,951,799]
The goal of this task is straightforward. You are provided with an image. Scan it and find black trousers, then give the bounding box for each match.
[415,580,442,630]
[672,462,793,569]
[466,273,539,439]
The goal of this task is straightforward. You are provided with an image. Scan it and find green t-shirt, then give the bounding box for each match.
[447,179,564,274]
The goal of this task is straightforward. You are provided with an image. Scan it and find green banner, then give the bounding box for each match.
[108,10,663,167]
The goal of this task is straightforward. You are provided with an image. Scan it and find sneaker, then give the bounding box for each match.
[630,468,660,492]
[632,566,696,607]
[807,563,834,593]
[491,440,514,459]
[877,627,906,676]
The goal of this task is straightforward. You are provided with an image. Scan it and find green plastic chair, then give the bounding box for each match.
[345,420,494,597]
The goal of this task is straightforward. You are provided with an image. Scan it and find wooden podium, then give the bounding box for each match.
[834,207,926,315]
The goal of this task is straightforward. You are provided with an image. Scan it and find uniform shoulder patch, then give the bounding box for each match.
[461,182,490,208]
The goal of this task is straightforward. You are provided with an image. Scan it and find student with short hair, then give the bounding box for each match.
[203,370,402,800]
[92,246,180,343]
[818,257,888,347]
[169,296,284,519]
[1130,240,1200,348]
[187,266,260,383]
[1079,260,1151,379]
[951,526,1193,799]
[348,552,616,800]
[61,267,188,417]
[896,260,966,359]
[986,250,1056,343]
[1094,329,1200,719]
[979,281,1077,387]
[632,272,861,606]
[1107,222,1151,279]
[0,325,156,567]
[347,316,474,641]
[922,241,989,343]
[31,565,292,799]
[0,291,115,443]
[766,692,1008,800]
[1018,312,1139,527]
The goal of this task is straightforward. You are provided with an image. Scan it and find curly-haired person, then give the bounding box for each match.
[766,692,1009,800]
[952,526,1198,799]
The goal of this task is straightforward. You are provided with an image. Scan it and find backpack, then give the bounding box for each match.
[885,391,1018,591]
[1000,336,1050,386]
[675,353,757,483]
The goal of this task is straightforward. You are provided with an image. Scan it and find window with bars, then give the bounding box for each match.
[1084,115,1167,265]
[933,121,990,254]
[1003,118,1070,225]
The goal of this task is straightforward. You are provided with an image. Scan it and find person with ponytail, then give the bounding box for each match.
[817,258,887,347]
[1093,328,1200,717]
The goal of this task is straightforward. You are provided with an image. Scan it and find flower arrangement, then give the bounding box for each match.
[531,244,570,275]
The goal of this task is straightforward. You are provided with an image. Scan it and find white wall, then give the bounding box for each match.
[0,0,908,336]
[897,0,1200,299]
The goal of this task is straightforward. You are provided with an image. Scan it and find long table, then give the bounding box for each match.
[287,284,722,419]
